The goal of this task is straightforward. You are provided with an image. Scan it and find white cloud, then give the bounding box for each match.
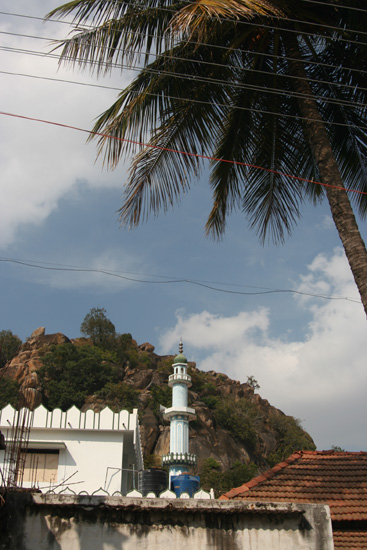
[0,8,133,248]
[161,308,270,351]
[11,249,145,292]
[159,248,367,451]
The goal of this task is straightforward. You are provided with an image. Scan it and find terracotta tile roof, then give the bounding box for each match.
[221,450,367,523]
[333,530,367,549]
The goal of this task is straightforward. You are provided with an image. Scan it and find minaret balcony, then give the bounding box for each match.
[168,372,192,388]
[163,406,196,421]
[161,452,197,467]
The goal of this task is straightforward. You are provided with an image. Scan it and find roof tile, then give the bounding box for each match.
[222,451,367,527]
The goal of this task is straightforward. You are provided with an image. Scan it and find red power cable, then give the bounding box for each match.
[1,110,366,196]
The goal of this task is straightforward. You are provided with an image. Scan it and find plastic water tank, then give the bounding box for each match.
[138,468,168,496]
[171,473,200,497]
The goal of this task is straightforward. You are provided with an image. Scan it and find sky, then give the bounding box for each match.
[0,0,366,453]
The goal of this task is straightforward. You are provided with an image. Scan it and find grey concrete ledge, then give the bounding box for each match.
[32,493,309,516]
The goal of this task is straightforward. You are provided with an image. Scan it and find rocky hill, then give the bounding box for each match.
[0,327,315,475]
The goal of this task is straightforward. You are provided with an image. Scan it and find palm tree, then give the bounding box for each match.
[48,0,367,316]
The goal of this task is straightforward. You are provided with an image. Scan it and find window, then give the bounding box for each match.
[23,450,59,484]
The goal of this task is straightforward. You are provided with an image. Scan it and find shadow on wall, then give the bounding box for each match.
[44,515,128,550]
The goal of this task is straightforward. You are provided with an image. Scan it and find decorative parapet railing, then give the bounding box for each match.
[168,373,192,387]
[161,452,197,467]
[43,487,213,499]
[0,403,137,432]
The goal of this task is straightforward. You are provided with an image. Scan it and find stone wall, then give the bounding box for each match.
[0,492,334,550]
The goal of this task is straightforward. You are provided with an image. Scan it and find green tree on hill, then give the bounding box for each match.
[0,330,22,368]
[199,458,258,496]
[80,307,116,348]
[38,343,119,410]
[267,414,316,467]
[0,377,20,408]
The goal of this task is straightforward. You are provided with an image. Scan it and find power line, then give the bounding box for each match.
[2,17,367,100]
[2,61,366,115]
[42,2,367,42]
[0,256,360,304]
[163,3,367,39]
[0,26,356,79]
[2,6,367,53]
[2,11,367,80]
[0,110,366,197]
[0,70,124,92]
[2,44,367,119]
[3,67,367,130]
[301,0,367,14]
[3,28,367,88]
[3,52,367,130]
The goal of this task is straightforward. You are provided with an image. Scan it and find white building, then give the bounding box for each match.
[0,404,143,495]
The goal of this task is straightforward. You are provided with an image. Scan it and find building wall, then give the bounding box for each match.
[0,493,334,550]
[0,404,143,494]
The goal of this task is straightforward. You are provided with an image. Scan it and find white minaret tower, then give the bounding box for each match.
[161,341,196,482]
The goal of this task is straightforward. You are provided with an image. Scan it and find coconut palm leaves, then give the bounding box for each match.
[48,0,367,314]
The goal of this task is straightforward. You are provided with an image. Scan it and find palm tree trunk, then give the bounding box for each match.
[284,35,367,318]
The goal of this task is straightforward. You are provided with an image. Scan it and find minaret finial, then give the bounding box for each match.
[179,338,183,354]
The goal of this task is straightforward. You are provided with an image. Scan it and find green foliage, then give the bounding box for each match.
[214,397,261,450]
[140,352,154,367]
[331,445,345,452]
[38,343,119,410]
[223,461,258,492]
[201,395,220,409]
[202,382,217,395]
[267,414,316,467]
[246,376,260,390]
[190,369,208,393]
[113,333,137,366]
[80,307,116,348]
[150,384,172,416]
[97,381,139,413]
[200,382,220,409]
[0,330,22,368]
[0,376,20,408]
[198,458,258,497]
[157,359,173,375]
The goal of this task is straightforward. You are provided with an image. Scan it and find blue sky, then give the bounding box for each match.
[1,0,366,453]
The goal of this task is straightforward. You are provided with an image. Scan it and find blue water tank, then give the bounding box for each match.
[171,474,200,497]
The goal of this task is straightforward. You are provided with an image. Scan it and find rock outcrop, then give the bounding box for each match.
[0,330,70,409]
[0,329,315,470]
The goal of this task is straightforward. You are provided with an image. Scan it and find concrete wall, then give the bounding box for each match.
[0,493,334,550]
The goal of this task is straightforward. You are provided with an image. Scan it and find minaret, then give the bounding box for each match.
[162,341,196,482]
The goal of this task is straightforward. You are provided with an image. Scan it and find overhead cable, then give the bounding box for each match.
[2,67,367,117]
[0,110,366,197]
[2,43,367,104]
[0,257,360,303]
[2,28,367,80]
[301,0,367,14]
[2,6,367,48]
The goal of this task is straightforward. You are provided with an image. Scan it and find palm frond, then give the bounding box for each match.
[170,0,284,36]
[47,0,184,71]
[48,0,367,242]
